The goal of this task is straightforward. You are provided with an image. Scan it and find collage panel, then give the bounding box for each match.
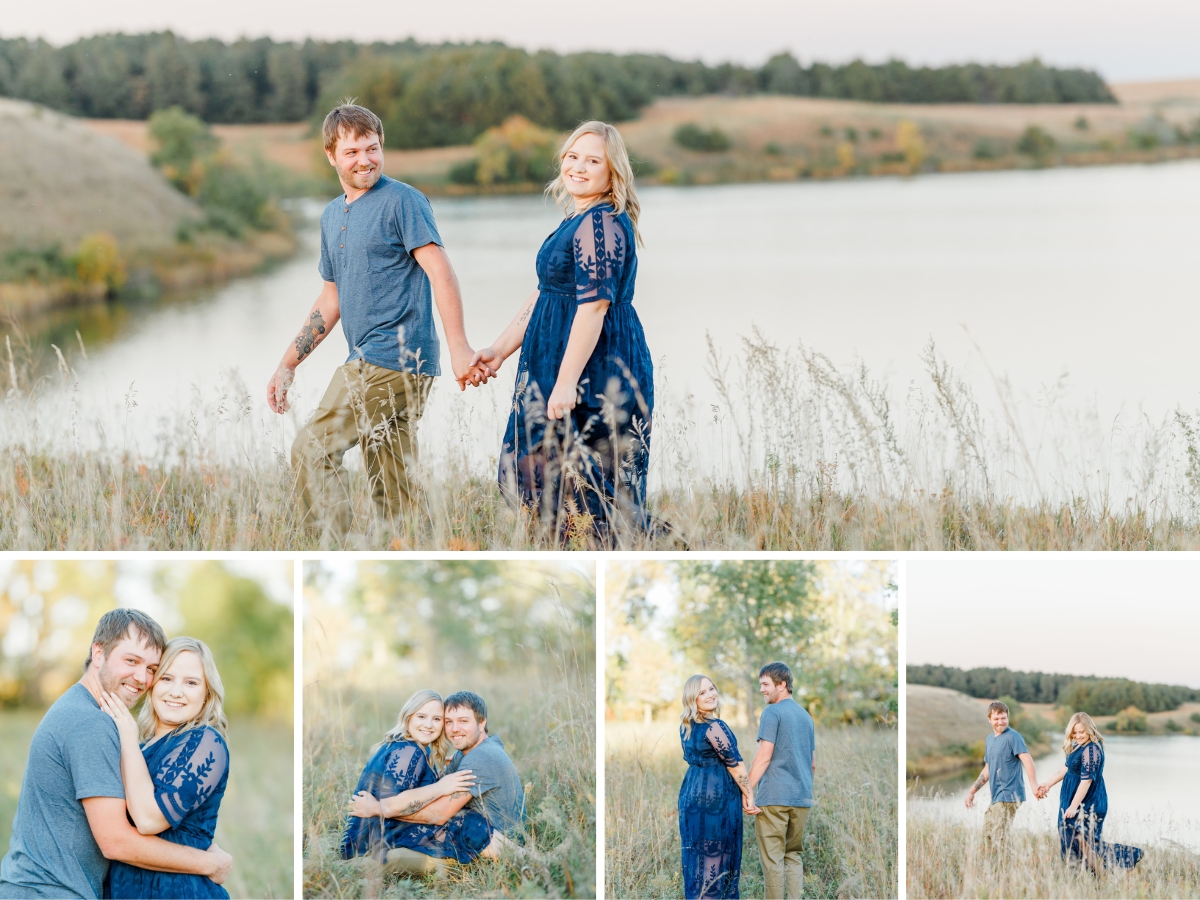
[605,559,898,899]
[906,557,1200,899]
[0,559,294,899]
[301,558,596,899]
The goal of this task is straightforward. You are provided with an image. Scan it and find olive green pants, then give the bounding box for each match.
[291,360,433,538]
[984,800,1020,855]
[755,805,809,899]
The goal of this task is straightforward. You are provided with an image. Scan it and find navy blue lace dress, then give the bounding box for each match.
[340,740,491,863]
[678,719,744,899]
[105,726,230,899]
[499,204,655,542]
[1058,741,1142,868]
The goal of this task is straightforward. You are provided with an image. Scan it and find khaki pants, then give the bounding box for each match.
[291,361,433,538]
[984,801,1020,855]
[755,805,809,899]
[349,847,449,877]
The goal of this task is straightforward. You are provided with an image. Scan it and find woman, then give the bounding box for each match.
[472,120,655,544]
[1036,712,1143,872]
[340,689,502,865]
[677,675,757,900]
[98,638,231,899]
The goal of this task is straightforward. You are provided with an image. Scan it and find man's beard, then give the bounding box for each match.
[343,165,380,190]
[99,659,142,707]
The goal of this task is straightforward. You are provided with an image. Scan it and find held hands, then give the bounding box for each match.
[267,365,294,414]
[1034,783,1050,800]
[98,690,141,746]
[742,796,761,815]
[452,345,497,391]
[438,769,477,797]
[348,791,382,818]
[205,841,233,885]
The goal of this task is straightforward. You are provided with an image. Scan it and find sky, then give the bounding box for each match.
[5,0,1200,83]
[907,559,1200,688]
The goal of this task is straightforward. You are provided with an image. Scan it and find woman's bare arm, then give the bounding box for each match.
[724,760,756,810]
[348,769,476,819]
[546,299,609,419]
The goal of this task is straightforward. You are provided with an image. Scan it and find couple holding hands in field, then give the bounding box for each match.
[266,102,657,545]
[965,700,1143,874]
[678,663,815,900]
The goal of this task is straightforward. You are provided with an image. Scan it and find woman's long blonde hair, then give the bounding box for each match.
[375,689,453,769]
[1062,711,1105,755]
[137,637,228,742]
[680,674,719,740]
[546,120,643,247]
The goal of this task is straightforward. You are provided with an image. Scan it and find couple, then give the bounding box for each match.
[678,662,815,900]
[266,101,656,545]
[339,689,524,876]
[0,609,233,899]
[964,701,1142,872]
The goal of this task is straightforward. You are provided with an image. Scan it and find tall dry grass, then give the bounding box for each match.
[907,813,1200,898]
[3,326,1200,549]
[605,720,896,899]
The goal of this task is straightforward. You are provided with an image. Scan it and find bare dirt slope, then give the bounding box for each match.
[907,684,990,758]
[1,99,198,252]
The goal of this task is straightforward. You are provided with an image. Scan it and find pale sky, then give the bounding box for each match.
[4,0,1199,83]
[907,559,1200,689]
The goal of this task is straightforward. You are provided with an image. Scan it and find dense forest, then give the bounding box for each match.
[908,664,1199,716]
[0,33,1115,148]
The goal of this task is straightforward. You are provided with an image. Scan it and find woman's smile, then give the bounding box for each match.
[408,699,444,746]
[151,650,207,728]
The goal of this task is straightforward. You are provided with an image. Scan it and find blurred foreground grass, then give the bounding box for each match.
[605,721,896,899]
[0,712,293,899]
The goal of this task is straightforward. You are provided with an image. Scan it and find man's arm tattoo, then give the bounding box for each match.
[449,791,471,800]
[972,773,987,792]
[295,310,326,361]
[396,796,434,816]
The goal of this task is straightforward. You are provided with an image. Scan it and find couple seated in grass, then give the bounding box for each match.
[965,701,1143,873]
[339,690,524,876]
[267,101,658,546]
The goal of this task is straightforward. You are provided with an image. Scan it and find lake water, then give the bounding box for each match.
[908,735,1200,852]
[11,161,1200,481]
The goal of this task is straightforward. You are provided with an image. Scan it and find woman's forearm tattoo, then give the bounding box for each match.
[295,310,326,361]
[397,796,433,816]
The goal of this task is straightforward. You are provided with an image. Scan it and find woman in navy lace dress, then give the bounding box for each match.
[471,121,655,544]
[677,675,758,899]
[1036,712,1143,872]
[341,689,502,869]
[98,638,231,899]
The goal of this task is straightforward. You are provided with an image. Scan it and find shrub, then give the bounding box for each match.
[674,123,731,152]
[973,140,998,160]
[472,115,559,186]
[148,106,217,195]
[763,141,782,156]
[1165,718,1183,732]
[1016,125,1056,157]
[895,120,926,170]
[1073,115,1089,131]
[1191,712,1200,724]
[447,158,480,185]
[72,232,126,293]
[1113,705,1147,733]
[868,127,883,140]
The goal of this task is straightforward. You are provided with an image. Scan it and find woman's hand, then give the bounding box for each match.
[546,380,578,420]
[348,791,383,818]
[469,347,504,379]
[436,769,477,797]
[1064,802,1080,820]
[99,690,141,747]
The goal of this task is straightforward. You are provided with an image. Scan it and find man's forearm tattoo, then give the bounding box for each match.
[449,791,471,800]
[972,774,987,792]
[295,310,326,361]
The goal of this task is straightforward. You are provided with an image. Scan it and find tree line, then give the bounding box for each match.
[908,664,1198,716]
[0,33,1114,147]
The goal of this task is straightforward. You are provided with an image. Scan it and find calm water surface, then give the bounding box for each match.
[16,161,1200,469]
[909,735,1200,851]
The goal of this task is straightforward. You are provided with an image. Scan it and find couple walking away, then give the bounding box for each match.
[0,609,233,899]
[267,102,657,545]
[678,663,815,900]
[965,701,1143,873]
[338,689,524,876]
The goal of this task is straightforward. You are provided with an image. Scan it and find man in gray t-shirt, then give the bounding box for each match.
[964,700,1041,854]
[747,662,814,900]
[0,609,231,899]
[442,692,524,837]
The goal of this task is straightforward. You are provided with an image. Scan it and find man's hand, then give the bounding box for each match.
[964,790,976,809]
[205,841,233,885]
[449,345,490,391]
[546,379,578,420]
[267,364,294,413]
[348,791,382,818]
[470,347,504,379]
[437,769,477,797]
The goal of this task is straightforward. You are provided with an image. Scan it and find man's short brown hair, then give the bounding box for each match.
[987,701,1010,719]
[82,608,168,673]
[322,101,384,153]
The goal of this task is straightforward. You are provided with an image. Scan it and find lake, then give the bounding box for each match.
[11,161,1200,483]
[908,735,1200,852]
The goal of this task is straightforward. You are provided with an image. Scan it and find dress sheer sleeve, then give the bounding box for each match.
[380,743,429,793]
[153,727,229,828]
[1079,743,1102,781]
[705,720,744,768]
[573,209,626,305]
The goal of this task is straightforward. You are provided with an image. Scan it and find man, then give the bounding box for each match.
[267,102,493,538]
[964,700,1041,854]
[0,609,233,899]
[747,662,814,900]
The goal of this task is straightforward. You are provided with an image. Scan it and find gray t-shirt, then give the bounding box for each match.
[0,683,124,899]
[754,697,815,808]
[318,175,444,375]
[446,735,524,836]
[984,726,1029,804]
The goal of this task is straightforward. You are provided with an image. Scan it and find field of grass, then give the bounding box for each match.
[0,712,293,899]
[303,673,595,898]
[907,814,1200,898]
[605,720,896,899]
